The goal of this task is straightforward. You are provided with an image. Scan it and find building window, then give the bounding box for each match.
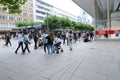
[23,19,28,21]
[23,6,28,11]
[0,15,7,20]
[36,5,50,12]
[22,13,28,17]
[0,23,8,28]
[36,16,44,20]
[17,18,22,21]
[9,17,15,20]
[36,10,46,15]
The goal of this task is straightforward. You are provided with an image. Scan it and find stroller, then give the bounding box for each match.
[53,38,63,54]
[38,37,43,47]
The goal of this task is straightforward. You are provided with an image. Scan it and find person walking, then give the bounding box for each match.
[23,32,30,54]
[46,32,54,54]
[42,30,48,53]
[5,33,11,46]
[15,32,24,54]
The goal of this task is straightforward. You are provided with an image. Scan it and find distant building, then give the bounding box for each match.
[33,0,80,25]
[0,0,93,31]
[0,0,34,30]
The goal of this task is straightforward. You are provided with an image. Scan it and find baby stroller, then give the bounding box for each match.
[53,42,63,54]
[38,37,43,47]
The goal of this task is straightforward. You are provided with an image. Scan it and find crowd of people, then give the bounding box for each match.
[2,30,94,55]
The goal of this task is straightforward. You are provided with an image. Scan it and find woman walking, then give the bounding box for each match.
[46,32,54,54]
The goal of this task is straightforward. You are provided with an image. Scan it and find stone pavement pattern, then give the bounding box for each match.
[0,39,120,80]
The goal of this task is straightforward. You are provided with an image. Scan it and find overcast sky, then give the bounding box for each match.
[43,0,82,16]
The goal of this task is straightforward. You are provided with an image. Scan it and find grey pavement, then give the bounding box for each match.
[0,39,120,80]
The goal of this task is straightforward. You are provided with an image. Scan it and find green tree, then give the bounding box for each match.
[43,15,95,31]
[0,0,27,14]
[60,17,72,29]
[16,21,39,27]
[44,15,60,30]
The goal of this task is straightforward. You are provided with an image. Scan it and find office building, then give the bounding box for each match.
[33,0,80,25]
[0,0,34,30]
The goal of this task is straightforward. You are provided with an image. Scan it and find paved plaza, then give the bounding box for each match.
[0,39,120,80]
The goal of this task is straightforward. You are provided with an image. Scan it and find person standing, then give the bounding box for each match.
[78,31,81,42]
[23,32,30,53]
[66,31,69,45]
[90,31,94,41]
[62,32,66,45]
[46,32,54,54]
[15,32,24,54]
[33,32,38,49]
[68,31,74,51]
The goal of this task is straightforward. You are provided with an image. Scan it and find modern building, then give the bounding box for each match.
[33,0,81,25]
[72,0,120,38]
[78,7,93,25]
[72,0,120,30]
[0,0,34,30]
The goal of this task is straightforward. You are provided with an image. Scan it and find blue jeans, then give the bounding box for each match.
[47,45,53,54]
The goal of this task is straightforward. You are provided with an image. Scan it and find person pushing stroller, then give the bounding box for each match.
[53,36,63,54]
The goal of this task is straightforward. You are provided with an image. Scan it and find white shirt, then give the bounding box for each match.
[66,32,69,38]
[18,34,23,42]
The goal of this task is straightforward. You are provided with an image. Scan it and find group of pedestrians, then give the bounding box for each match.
[3,30,93,55]
[15,31,30,54]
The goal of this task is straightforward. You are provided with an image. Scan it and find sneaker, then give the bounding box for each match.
[70,48,73,51]
[61,50,63,52]
[44,50,46,53]
[15,51,17,54]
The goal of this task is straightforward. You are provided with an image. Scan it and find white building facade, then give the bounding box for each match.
[33,0,82,25]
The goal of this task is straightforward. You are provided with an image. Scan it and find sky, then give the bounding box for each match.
[43,0,82,16]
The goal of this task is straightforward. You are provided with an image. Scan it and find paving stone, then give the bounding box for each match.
[0,39,120,80]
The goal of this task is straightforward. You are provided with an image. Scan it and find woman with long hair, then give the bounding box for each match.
[46,32,54,54]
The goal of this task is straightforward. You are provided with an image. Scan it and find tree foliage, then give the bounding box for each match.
[0,0,28,14]
[16,21,39,27]
[44,15,60,30]
[43,15,95,31]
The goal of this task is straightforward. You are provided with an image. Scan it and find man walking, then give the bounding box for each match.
[15,32,24,54]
